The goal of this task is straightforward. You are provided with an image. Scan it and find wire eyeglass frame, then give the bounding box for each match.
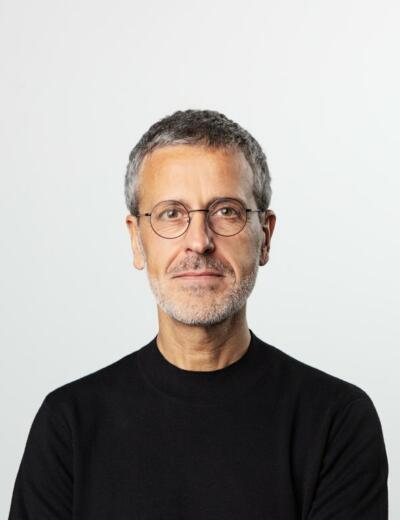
[134,197,266,239]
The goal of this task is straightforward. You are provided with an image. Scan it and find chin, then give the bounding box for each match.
[158,297,246,326]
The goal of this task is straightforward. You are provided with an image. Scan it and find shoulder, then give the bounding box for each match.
[43,339,154,415]
[252,331,373,411]
[252,332,387,457]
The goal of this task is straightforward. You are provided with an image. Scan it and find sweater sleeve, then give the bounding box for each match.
[307,395,389,520]
[8,396,73,520]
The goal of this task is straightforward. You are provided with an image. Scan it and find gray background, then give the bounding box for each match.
[1,0,398,517]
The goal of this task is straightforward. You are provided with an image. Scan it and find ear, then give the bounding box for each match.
[259,210,276,266]
[125,214,146,270]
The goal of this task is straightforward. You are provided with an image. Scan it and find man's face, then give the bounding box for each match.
[126,144,275,326]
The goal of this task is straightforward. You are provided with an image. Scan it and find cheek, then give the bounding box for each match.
[145,241,178,275]
[225,236,259,278]
[243,232,263,264]
[245,225,263,256]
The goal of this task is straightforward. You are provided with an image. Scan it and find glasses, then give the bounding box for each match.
[134,197,266,239]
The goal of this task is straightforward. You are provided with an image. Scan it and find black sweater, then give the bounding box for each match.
[8,329,389,519]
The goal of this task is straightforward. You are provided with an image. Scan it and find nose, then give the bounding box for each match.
[184,210,215,254]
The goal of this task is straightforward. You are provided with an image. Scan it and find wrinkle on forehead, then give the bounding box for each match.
[138,144,255,210]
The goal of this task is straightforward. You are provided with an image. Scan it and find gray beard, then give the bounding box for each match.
[138,232,262,326]
[148,265,259,326]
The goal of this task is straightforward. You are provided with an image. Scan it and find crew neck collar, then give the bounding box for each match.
[136,328,268,407]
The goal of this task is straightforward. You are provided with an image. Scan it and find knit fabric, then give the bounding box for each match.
[8,329,389,519]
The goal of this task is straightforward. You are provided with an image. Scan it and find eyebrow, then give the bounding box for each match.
[160,196,249,208]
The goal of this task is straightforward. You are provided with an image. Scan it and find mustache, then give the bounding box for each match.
[169,255,232,276]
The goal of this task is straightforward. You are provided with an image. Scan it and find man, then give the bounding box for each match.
[8,109,388,519]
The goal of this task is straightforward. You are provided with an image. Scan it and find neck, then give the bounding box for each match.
[155,306,251,372]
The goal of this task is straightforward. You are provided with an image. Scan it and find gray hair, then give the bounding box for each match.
[124,109,272,216]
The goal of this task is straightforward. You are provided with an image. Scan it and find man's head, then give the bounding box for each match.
[125,109,276,327]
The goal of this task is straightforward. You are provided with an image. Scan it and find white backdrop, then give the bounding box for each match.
[1,0,398,516]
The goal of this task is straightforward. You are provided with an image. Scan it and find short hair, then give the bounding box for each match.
[124,109,272,216]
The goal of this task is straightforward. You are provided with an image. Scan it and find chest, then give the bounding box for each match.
[73,398,309,520]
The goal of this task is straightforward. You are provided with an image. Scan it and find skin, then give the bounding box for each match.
[126,144,276,372]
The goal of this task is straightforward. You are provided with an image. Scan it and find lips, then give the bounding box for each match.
[173,271,223,278]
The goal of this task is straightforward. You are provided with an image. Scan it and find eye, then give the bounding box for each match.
[212,205,241,218]
[158,208,185,219]
[218,206,238,216]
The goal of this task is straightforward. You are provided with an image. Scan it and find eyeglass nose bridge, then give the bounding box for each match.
[186,208,211,230]
[187,208,209,216]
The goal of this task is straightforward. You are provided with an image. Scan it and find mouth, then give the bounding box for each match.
[172,271,224,278]
[175,275,222,279]
[173,275,225,285]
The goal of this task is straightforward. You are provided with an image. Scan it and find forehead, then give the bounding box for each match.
[138,144,255,207]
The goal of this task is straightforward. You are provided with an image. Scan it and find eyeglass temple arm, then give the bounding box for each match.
[135,209,265,216]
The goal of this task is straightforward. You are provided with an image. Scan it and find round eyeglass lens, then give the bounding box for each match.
[208,199,246,236]
[151,201,189,238]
